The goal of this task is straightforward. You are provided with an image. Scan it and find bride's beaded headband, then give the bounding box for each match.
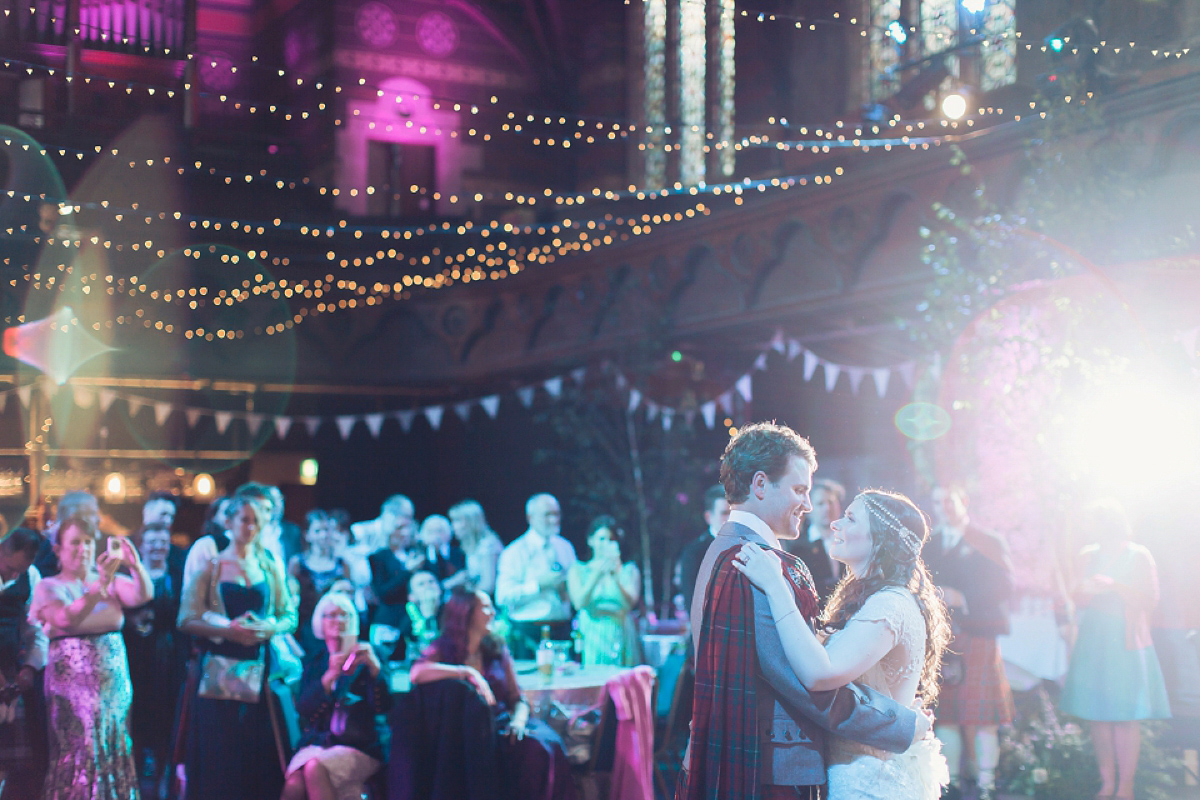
[860,494,923,555]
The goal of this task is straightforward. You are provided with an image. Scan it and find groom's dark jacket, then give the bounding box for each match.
[683,518,918,788]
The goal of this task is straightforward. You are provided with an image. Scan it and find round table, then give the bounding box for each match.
[516,662,626,718]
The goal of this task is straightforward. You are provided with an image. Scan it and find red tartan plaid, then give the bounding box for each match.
[937,635,1014,726]
[681,545,819,800]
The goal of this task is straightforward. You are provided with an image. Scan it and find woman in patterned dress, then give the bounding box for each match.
[29,515,153,800]
[735,489,952,799]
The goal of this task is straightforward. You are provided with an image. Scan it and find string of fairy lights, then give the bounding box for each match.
[3,3,1190,344]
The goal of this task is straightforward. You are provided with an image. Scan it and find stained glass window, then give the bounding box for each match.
[715,0,735,177]
[979,0,1017,91]
[679,0,707,187]
[643,0,667,189]
[867,0,903,102]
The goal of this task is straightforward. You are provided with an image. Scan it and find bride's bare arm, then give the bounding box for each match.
[735,543,896,691]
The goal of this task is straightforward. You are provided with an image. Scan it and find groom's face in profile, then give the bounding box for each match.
[752,455,814,540]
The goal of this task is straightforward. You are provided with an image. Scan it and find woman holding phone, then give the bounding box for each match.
[567,515,641,666]
[29,515,153,800]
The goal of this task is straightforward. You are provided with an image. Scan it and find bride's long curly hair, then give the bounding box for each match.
[818,489,951,707]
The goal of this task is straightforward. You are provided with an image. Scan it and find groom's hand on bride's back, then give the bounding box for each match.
[913,707,934,746]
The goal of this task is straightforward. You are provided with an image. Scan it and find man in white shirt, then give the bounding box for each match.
[350,494,416,558]
[495,493,577,658]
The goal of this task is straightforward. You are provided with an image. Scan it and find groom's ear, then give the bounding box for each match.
[750,470,769,498]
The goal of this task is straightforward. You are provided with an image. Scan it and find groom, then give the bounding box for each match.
[677,422,926,800]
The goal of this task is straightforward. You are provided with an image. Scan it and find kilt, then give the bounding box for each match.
[937,635,1014,726]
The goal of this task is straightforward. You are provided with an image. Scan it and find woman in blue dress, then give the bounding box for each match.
[1060,500,1170,800]
[177,495,298,800]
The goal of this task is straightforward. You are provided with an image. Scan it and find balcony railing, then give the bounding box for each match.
[1,0,187,56]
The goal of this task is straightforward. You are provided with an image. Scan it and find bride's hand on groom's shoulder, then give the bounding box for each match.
[732,543,788,595]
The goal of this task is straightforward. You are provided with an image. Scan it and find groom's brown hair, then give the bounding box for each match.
[720,421,816,504]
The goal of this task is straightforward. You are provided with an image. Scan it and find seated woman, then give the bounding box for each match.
[283,592,391,800]
[411,588,577,800]
[29,515,153,800]
[404,569,443,655]
[567,515,642,666]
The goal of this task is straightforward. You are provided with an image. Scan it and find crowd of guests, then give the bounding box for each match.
[0,485,644,800]
[0,472,1178,800]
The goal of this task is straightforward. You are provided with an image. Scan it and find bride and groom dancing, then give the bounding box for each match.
[677,422,951,800]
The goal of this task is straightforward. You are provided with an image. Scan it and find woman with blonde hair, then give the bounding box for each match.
[178,495,298,800]
[735,489,951,799]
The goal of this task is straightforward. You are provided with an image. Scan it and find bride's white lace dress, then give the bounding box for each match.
[824,587,949,800]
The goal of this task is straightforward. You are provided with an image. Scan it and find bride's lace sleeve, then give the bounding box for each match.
[851,587,925,678]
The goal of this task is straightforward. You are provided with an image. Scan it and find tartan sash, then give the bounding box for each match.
[683,543,819,800]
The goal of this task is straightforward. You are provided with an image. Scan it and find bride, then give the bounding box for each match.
[734,489,951,800]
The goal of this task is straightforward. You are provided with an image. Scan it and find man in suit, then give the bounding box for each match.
[925,485,1014,800]
[678,422,926,800]
[785,478,845,601]
[677,485,731,614]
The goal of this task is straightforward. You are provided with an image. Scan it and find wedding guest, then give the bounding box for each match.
[448,499,504,596]
[411,588,576,800]
[677,485,730,614]
[123,522,188,795]
[925,484,1014,799]
[29,515,152,800]
[1060,500,1170,800]
[496,494,577,658]
[352,495,416,558]
[404,569,443,655]
[177,495,298,800]
[786,478,846,600]
[184,484,291,586]
[289,510,350,656]
[330,508,372,624]
[34,490,102,578]
[368,515,425,660]
[416,515,466,586]
[141,491,178,529]
[567,515,641,666]
[282,592,391,800]
[0,526,48,798]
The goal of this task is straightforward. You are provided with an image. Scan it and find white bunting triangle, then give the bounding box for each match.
[335,416,356,440]
[614,373,628,390]
[787,338,803,361]
[735,374,753,402]
[274,416,293,439]
[186,408,204,428]
[645,402,659,421]
[873,368,891,398]
[364,413,385,437]
[899,362,916,388]
[803,350,819,381]
[661,408,674,430]
[304,416,322,437]
[754,353,768,371]
[127,396,146,417]
[73,387,95,408]
[628,388,642,413]
[154,402,173,426]
[245,413,266,436]
[214,411,233,434]
[98,389,117,412]
[717,392,733,415]
[453,402,472,423]
[543,377,563,398]
[824,364,841,392]
[516,387,535,408]
[396,410,416,432]
[570,367,587,384]
[847,368,866,395]
[480,396,500,418]
[701,401,716,429]
[425,405,443,430]
[16,385,32,408]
